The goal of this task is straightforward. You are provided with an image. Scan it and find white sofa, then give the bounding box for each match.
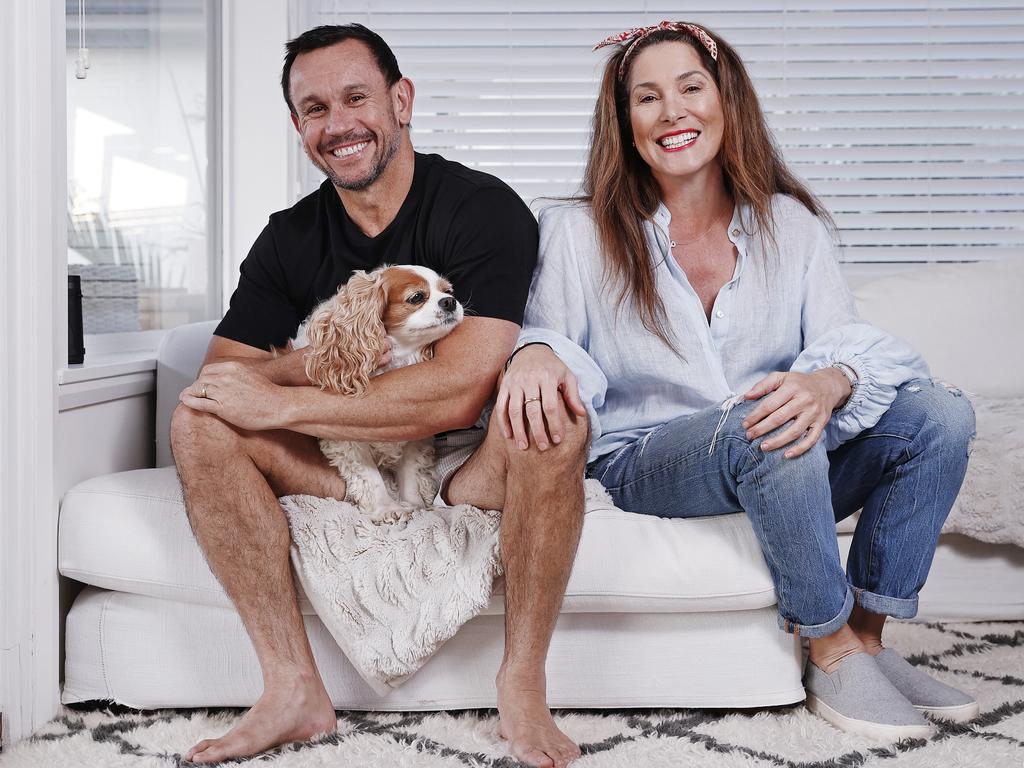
[59,262,1024,710]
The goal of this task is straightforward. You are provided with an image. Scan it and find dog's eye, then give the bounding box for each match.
[406,292,426,305]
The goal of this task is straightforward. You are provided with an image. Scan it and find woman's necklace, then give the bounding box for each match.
[669,205,732,250]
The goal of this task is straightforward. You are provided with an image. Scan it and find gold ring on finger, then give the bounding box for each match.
[523,396,541,404]
[201,386,208,399]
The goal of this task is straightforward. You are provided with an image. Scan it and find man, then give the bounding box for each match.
[171,24,587,768]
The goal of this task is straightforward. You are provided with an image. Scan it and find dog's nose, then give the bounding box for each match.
[439,296,457,313]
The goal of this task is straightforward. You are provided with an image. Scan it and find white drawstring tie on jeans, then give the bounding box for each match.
[709,393,746,455]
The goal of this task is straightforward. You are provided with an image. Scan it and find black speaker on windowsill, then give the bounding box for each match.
[68,274,85,365]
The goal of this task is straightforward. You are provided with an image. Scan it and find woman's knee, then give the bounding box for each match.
[893,379,976,456]
[724,399,830,476]
[929,382,976,444]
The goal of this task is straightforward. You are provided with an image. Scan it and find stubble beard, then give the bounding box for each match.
[308,115,404,192]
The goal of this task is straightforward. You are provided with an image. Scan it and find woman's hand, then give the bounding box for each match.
[741,369,851,458]
[496,344,588,451]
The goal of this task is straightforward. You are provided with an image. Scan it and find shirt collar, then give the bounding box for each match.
[651,200,751,280]
[652,201,749,245]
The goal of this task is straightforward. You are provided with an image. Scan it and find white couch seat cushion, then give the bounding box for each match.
[59,466,778,615]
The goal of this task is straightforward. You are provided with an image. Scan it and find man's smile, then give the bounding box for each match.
[328,139,371,158]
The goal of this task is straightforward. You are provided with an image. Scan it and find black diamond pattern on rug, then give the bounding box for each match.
[2,621,1022,767]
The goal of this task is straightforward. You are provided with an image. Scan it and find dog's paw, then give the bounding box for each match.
[394,502,416,522]
[369,501,415,525]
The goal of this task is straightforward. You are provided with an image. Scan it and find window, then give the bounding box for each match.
[66,0,219,335]
[298,1,1024,263]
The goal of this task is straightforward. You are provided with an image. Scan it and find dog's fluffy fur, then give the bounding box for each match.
[303,265,464,523]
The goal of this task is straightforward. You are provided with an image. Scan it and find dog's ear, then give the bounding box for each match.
[304,270,388,395]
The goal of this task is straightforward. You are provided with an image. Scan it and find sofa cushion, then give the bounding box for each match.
[59,467,778,615]
[852,260,1024,399]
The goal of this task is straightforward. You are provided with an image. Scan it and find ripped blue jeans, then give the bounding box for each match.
[587,379,976,638]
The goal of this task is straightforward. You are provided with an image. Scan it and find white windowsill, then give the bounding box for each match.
[58,349,159,411]
[58,350,158,385]
[57,327,176,385]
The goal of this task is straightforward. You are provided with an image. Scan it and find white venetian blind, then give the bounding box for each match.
[299,1,1024,263]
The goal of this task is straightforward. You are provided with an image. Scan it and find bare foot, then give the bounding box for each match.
[496,668,581,768]
[184,674,336,764]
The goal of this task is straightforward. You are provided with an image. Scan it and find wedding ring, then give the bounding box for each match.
[523,396,541,404]
[200,386,208,399]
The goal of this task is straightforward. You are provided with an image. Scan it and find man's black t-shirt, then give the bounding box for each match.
[215,152,539,351]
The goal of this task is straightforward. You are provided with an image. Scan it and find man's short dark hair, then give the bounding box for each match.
[281,24,403,115]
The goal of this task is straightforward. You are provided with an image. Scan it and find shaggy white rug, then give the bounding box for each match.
[3,621,1022,767]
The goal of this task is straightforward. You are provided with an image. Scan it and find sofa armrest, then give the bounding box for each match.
[155,320,219,467]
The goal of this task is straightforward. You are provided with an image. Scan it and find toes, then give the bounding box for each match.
[518,746,555,768]
[185,740,211,762]
[189,740,230,764]
[553,744,581,767]
[190,747,220,764]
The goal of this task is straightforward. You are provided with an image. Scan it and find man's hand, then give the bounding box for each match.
[496,344,587,451]
[741,369,851,458]
[179,361,290,431]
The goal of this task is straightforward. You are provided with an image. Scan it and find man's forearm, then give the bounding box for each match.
[192,317,518,441]
[278,359,489,442]
[257,349,311,386]
[209,348,310,387]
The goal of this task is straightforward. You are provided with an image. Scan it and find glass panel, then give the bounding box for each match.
[66,0,212,333]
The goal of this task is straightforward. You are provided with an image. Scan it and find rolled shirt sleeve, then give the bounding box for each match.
[790,216,930,450]
[517,204,608,444]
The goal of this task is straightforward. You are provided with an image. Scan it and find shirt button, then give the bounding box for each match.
[716,310,725,318]
[731,228,740,237]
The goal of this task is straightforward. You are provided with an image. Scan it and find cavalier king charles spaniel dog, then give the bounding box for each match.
[303,265,464,523]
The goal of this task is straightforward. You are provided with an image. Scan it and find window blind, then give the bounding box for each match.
[299,1,1024,262]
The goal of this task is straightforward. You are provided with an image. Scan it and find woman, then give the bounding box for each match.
[499,21,977,739]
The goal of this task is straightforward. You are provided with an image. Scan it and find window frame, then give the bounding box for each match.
[69,0,225,355]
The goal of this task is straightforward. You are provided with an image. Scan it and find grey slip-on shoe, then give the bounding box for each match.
[804,652,933,741]
[875,647,980,723]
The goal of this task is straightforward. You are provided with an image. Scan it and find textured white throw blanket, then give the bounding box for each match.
[282,481,616,694]
[283,495,503,695]
[944,396,1024,548]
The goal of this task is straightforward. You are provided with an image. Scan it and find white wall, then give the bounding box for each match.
[0,0,65,747]
[221,0,295,306]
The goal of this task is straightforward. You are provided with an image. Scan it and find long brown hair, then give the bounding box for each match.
[582,25,832,350]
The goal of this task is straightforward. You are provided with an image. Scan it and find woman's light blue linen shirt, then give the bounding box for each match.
[516,195,930,464]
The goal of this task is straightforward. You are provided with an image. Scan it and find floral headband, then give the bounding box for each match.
[594,21,718,80]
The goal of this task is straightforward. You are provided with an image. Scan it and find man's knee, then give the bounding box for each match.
[170,403,236,466]
[557,412,591,457]
[504,406,590,474]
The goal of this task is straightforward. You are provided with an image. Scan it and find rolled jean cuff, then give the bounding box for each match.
[777,586,854,639]
[853,587,918,619]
